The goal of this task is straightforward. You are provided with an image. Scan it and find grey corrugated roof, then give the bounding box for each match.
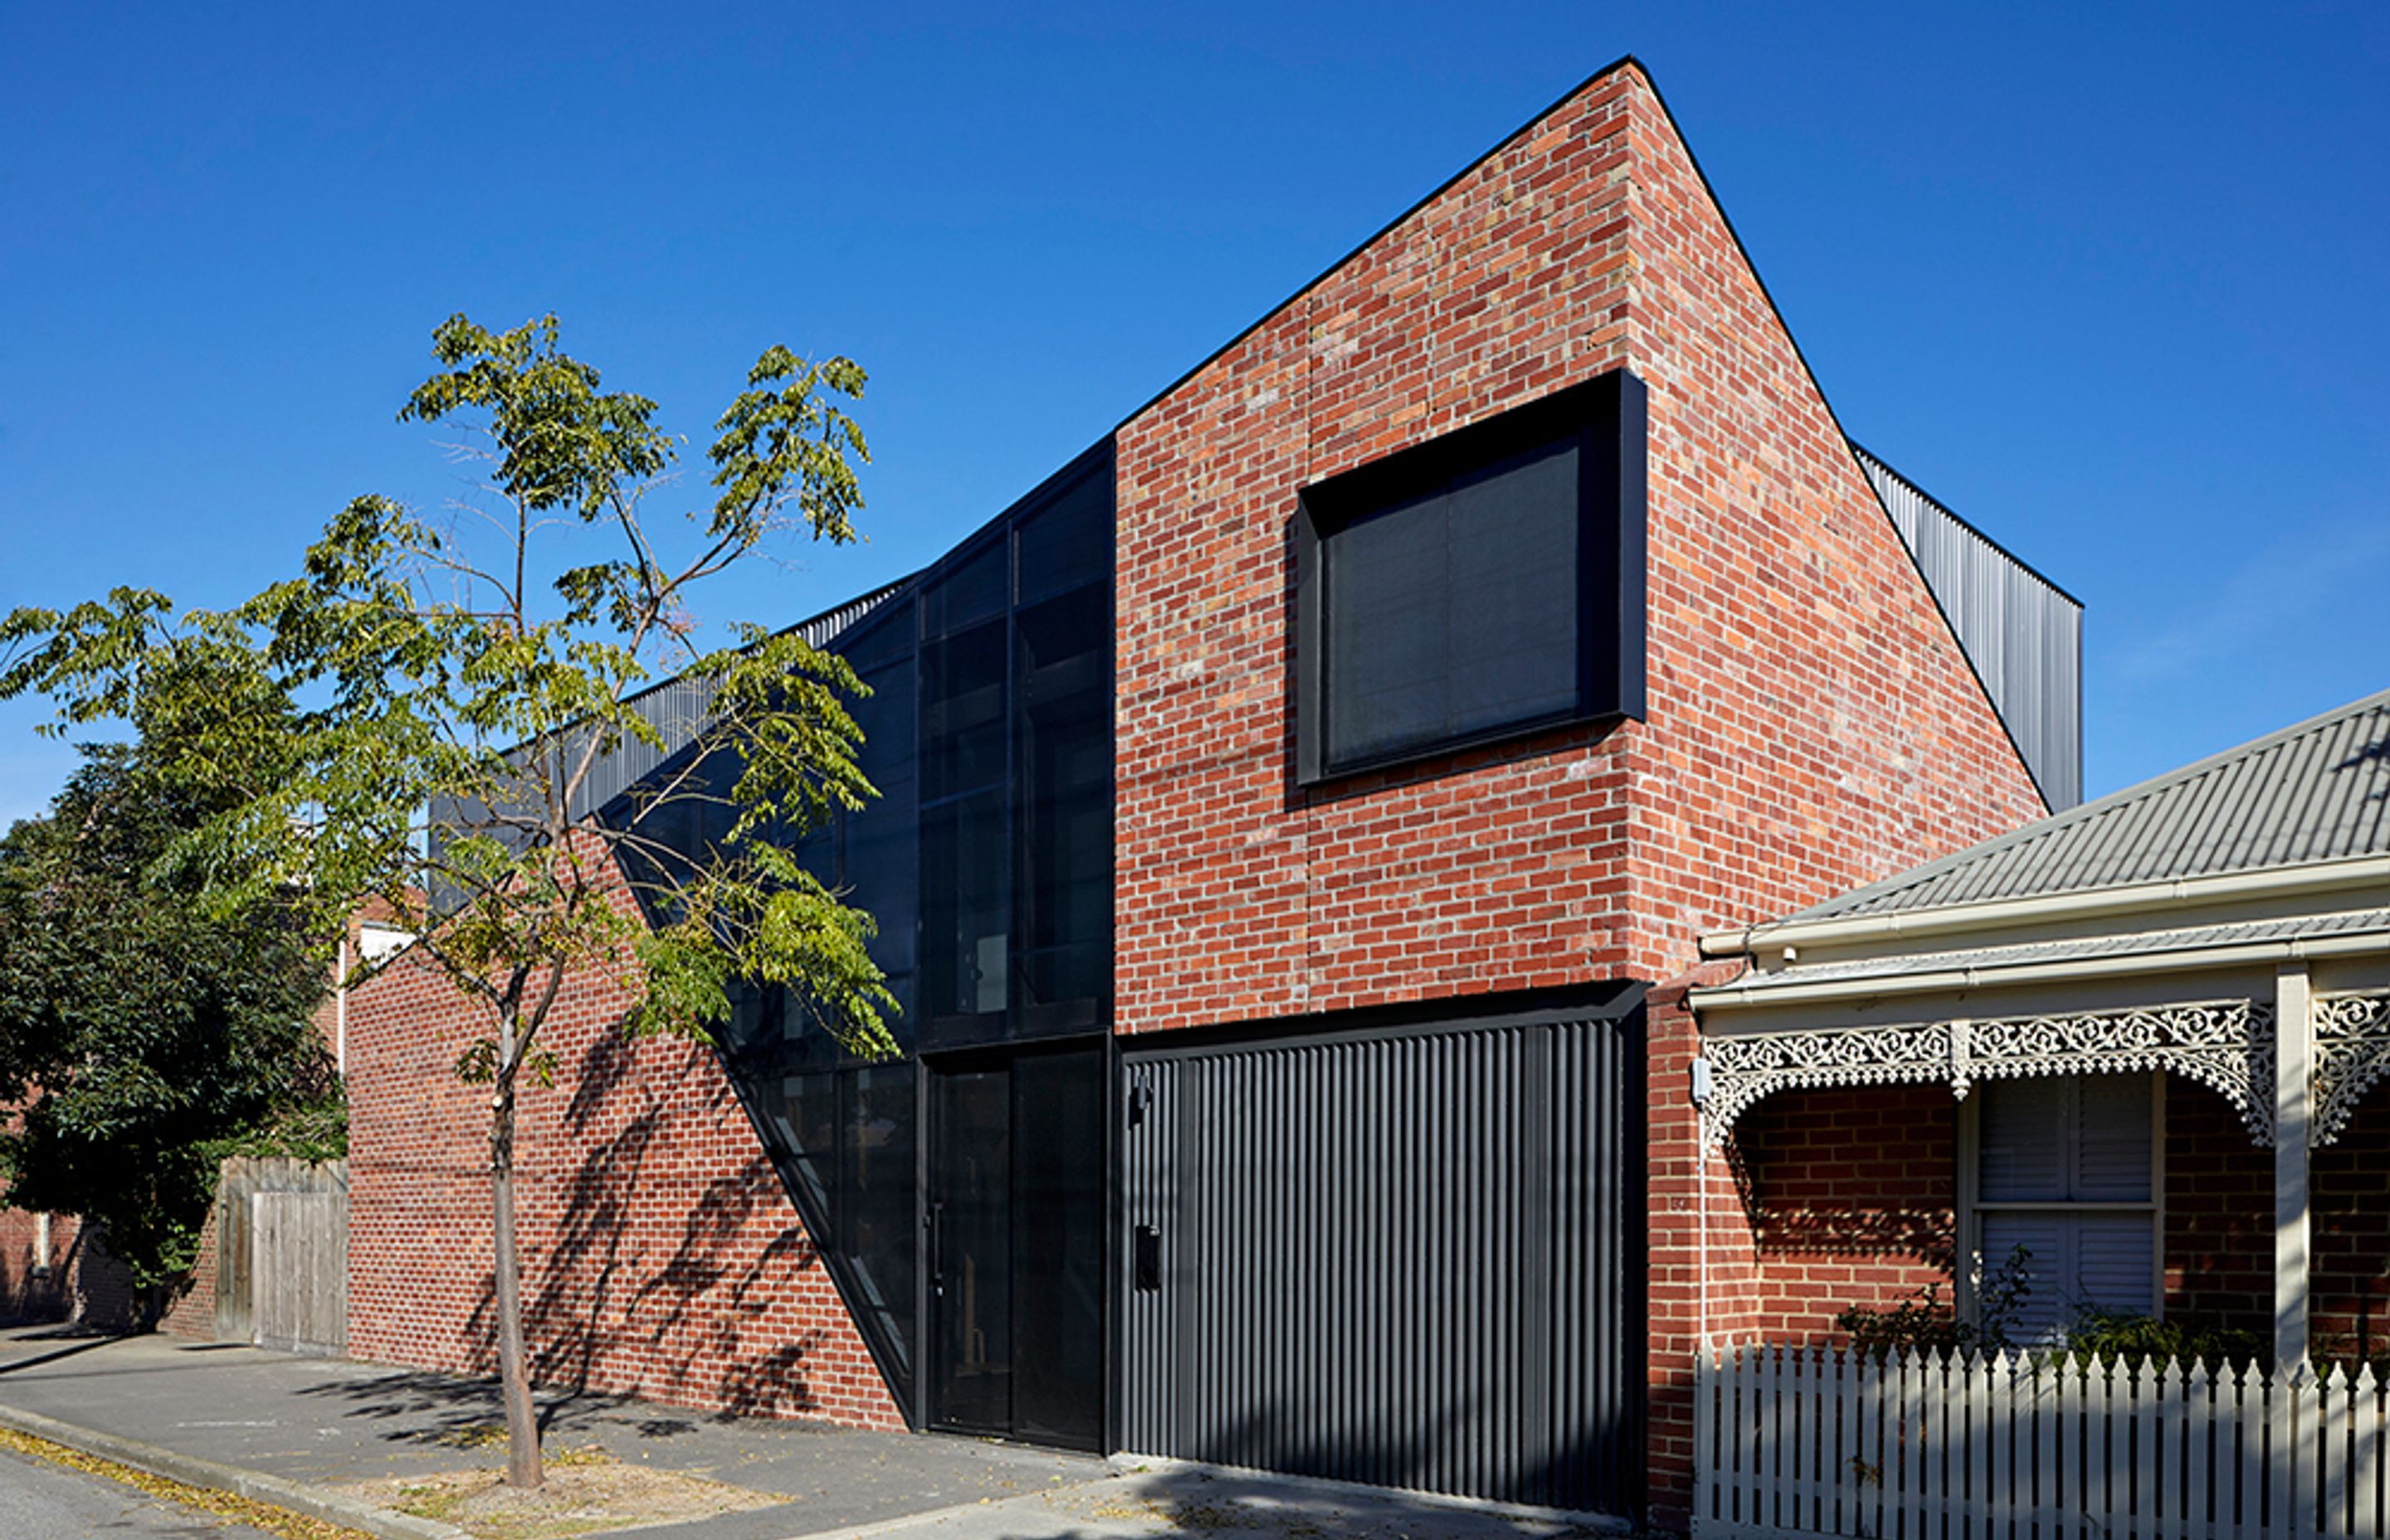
[1724,908,2390,993]
[1770,685,2390,926]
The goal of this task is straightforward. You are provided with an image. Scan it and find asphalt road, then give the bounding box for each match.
[0,1444,284,1538]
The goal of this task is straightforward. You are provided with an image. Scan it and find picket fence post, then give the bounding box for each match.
[1690,1341,2388,1540]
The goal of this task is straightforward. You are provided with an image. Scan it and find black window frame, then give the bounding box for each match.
[1293,368,1646,785]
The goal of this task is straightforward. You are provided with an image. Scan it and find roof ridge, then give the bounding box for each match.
[1762,682,2390,928]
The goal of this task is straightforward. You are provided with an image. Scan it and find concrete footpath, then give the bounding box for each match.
[0,1328,1627,1540]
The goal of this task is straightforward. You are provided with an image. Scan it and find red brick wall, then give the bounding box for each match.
[1616,65,2049,1523]
[155,1201,217,1341]
[1111,61,2043,1040]
[2164,1077,2272,1330]
[0,1209,149,1330]
[1644,981,1738,1528]
[1617,78,2046,974]
[1728,1084,1959,1338]
[0,1209,75,1323]
[343,843,901,1429]
[1112,70,1641,1036]
[2168,1075,2390,1363]
[2314,1084,2390,1362]
[1644,983,1960,1530]
[1108,59,2046,1525]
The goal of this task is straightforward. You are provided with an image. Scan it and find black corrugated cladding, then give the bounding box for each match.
[1119,989,1645,1516]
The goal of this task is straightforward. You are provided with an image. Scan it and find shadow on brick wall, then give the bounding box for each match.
[448,1024,840,1419]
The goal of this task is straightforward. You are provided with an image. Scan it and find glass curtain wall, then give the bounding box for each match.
[699,441,1115,1421]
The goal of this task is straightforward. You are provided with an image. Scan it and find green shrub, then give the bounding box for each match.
[1836,1245,2033,1359]
[2058,1309,2266,1371]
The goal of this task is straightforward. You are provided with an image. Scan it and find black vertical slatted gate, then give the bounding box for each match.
[1119,1001,1642,1516]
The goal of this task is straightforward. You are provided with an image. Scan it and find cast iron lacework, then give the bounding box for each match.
[1700,998,2275,1148]
[2314,990,2390,1148]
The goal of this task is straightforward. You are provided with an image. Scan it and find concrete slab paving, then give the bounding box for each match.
[836,1463,1622,1540]
[0,1327,1100,1534]
[0,1328,1636,1540]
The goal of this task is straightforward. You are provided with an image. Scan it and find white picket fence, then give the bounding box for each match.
[1695,1341,2390,1539]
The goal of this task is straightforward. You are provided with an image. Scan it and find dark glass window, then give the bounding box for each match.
[1014,585,1110,1031]
[736,1061,917,1400]
[842,638,919,1045]
[775,1070,839,1214]
[840,1064,917,1378]
[1015,467,1111,603]
[1295,370,1647,783]
[921,537,1007,637]
[606,743,744,921]
[923,788,1011,1029]
[1325,437,1580,766]
[1008,1047,1104,1445]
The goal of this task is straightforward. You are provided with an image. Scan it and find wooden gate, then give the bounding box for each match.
[213,1157,347,1356]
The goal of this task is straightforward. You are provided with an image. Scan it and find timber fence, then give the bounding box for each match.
[214,1157,346,1356]
[1695,1340,2388,1539]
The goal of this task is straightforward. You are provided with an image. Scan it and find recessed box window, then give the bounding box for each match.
[1295,370,1646,784]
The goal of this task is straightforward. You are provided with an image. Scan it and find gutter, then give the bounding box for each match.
[1691,926,2390,1013]
[1697,854,2390,961]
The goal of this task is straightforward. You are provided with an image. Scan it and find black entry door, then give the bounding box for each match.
[926,1044,1104,1448]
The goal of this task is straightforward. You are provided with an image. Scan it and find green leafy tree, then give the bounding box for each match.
[0,315,897,1489]
[0,642,334,1318]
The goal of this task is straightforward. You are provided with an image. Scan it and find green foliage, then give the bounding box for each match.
[207,1079,350,1166]
[0,311,898,1067]
[1836,1245,2036,1360]
[2055,1309,2268,1371]
[0,662,332,1294]
[2,313,891,1479]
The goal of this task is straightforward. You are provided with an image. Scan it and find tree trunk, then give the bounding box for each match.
[490,1073,542,1489]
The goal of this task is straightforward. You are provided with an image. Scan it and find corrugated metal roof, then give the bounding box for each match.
[427,578,914,900]
[1726,908,2390,993]
[1856,448,2083,811]
[557,577,912,822]
[1771,685,2390,926]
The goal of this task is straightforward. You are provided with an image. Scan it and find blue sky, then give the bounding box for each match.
[2,2,2383,829]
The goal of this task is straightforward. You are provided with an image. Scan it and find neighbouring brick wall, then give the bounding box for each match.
[2168,1074,2390,1362]
[344,839,902,1429]
[155,1200,218,1341]
[1727,1084,1959,1338]
[0,1201,215,1338]
[2165,1077,2272,1330]
[2315,1089,2390,1362]
[1680,1072,2390,1385]
[0,1209,74,1323]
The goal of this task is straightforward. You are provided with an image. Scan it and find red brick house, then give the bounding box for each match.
[338,56,2085,1529]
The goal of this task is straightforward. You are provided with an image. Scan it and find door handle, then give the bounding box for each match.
[927,1201,945,1297]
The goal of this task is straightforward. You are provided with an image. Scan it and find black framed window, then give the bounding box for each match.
[1295,369,1646,783]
